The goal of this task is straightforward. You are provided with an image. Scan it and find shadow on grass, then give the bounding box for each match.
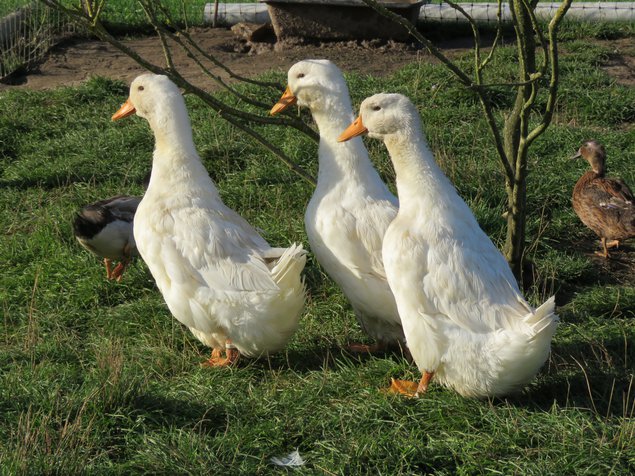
[0,171,150,192]
[509,370,633,418]
[249,343,408,375]
[505,335,634,417]
[129,392,226,436]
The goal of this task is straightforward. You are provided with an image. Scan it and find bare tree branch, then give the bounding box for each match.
[360,0,473,86]
[526,0,573,146]
[520,0,549,78]
[443,0,482,84]
[219,112,316,185]
[150,20,277,111]
[479,0,504,71]
[139,1,176,71]
[359,0,514,181]
[150,0,281,90]
[40,0,317,183]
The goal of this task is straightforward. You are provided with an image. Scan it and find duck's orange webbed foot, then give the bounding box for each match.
[386,378,420,397]
[110,244,133,282]
[201,342,240,367]
[386,372,434,398]
[110,261,128,282]
[595,238,613,258]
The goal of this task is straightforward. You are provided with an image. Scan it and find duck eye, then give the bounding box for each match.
[138,85,144,91]
[297,73,305,79]
[372,105,381,111]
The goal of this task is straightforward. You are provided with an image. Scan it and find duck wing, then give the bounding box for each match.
[595,177,634,209]
[419,213,532,334]
[177,208,278,292]
[101,195,141,223]
[334,197,397,281]
[141,205,283,334]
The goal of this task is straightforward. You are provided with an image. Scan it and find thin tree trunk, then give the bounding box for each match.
[503,0,537,279]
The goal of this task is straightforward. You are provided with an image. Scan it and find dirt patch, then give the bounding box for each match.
[600,37,635,87]
[2,27,633,92]
[0,27,431,91]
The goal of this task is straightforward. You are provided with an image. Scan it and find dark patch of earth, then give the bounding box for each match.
[0,27,431,90]
[2,26,632,92]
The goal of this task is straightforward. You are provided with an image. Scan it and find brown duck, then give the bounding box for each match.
[572,140,635,258]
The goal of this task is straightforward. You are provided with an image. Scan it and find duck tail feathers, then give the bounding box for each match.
[270,243,307,289]
[525,295,559,338]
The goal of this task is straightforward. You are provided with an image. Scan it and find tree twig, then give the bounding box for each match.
[479,0,504,71]
[135,0,318,140]
[526,0,573,146]
[217,111,317,185]
[139,1,176,72]
[40,0,318,182]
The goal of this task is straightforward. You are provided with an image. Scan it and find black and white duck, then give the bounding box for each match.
[73,195,140,281]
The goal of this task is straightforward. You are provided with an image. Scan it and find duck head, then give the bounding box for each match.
[270,59,350,115]
[112,74,184,127]
[112,74,193,151]
[338,93,420,142]
[571,140,606,175]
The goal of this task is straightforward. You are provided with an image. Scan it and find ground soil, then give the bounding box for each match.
[2,26,631,92]
[0,27,432,90]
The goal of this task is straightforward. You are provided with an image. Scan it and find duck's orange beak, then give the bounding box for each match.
[337,116,368,142]
[270,86,297,115]
[112,98,136,121]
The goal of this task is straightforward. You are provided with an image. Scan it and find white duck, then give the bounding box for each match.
[73,195,140,281]
[112,74,306,366]
[339,93,558,398]
[271,60,404,352]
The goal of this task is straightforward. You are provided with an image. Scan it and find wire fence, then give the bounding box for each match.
[208,1,635,25]
[420,2,635,23]
[1,1,634,80]
[0,1,76,78]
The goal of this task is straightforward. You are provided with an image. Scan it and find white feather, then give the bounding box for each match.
[270,450,305,467]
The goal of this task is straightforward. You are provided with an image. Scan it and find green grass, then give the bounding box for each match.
[1,39,635,474]
[0,0,31,18]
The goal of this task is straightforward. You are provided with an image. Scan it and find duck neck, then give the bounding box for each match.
[311,99,382,188]
[146,105,219,199]
[149,101,197,158]
[384,132,448,207]
[592,161,605,176]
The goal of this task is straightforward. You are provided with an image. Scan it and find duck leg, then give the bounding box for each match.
[111,243,133,282]
[595,238,610,258]
[606,239,620,249]
[104,258,113,279]
[201,340,240,367]
[415,371,435,396]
